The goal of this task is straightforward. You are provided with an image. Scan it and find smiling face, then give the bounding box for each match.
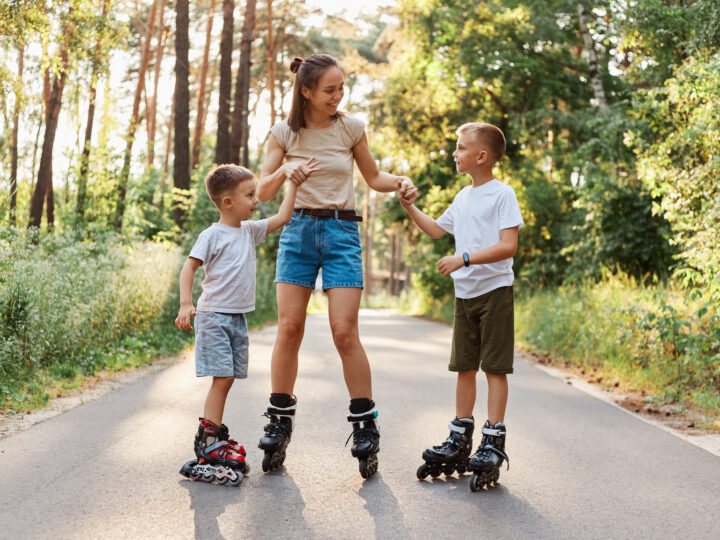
[302,66,345,117]
[223,178,258,222]
[453,131,489,174]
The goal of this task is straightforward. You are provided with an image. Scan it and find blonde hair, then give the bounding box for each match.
[457,123,506,163]
[204,164,254,206]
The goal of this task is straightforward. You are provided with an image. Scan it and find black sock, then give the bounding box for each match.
[349,398,374,414]
[270,393,295,408]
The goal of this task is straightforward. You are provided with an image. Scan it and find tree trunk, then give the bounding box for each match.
[147,0,167,168]
[267,0,275,126]
[10,45,23,224]
[76,0,109,221]
[215,0,234,164]
[231,0,256,167]
[163,91,175,178]
[29,63,67,228]
[577,2,609,111]
[174,0,190,226]
[115,0,159,229]
[191,0,218,170]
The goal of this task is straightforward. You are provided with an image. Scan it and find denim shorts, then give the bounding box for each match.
[275,210,364,290]
[195,311,249,379]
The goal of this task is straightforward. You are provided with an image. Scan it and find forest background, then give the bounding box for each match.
[1,0,718,430]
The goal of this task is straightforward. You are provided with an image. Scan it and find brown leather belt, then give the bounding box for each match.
[295,208,363,222]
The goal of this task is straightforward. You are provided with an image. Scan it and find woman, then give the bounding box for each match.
[256,54,415,478]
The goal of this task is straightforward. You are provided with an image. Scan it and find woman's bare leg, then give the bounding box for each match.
[271,283,313,394]
[326,287,372,399]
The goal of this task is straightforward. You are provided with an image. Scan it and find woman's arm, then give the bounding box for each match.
[257,135,288,202]
[258,134,319,202]
[353,133,410,193]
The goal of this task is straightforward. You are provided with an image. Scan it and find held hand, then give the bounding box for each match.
[437,255,463,277]
[396,176,415,198]
[287,157,320,186]
[175,304,196,331]
[399,188,418,210]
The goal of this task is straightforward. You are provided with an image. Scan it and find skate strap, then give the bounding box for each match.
[448,422,467,434]
[481,426,506,437]
[267,404,296,417]
[484,445,510,470]
[347,407,378,423]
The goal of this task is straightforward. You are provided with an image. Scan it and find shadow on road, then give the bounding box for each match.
[180,478,245,539]
[416,474,564,538]
[358,473,411,540]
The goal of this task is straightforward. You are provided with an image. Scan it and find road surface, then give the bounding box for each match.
[1,311,719,539]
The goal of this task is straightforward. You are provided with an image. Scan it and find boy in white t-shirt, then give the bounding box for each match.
[175,164,301,485]
[401,123,523,491]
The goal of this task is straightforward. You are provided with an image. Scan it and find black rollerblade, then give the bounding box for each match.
[180,418,248,487]
[468,420,509,492]
[346,407,380,479]
[258,400,296,472]
[417,417,474,480]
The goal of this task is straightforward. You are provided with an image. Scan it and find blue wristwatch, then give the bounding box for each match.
[463,252,470,267]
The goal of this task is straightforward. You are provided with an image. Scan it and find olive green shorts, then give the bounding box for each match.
[449,286,514,374]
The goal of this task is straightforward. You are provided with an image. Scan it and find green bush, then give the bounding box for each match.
[0,228,189,409]
[516,275,720,421]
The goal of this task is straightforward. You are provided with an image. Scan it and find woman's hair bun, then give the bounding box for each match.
[290,57,303,73]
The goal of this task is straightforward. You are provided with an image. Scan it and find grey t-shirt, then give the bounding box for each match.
[189,220,269,313]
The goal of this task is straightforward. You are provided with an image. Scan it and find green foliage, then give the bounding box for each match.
[516,277,720,420]
[0,228,190,410]
[629,55,720,300]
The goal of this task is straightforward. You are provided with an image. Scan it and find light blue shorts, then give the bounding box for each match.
[194,311,249,379]
[275,210,364,290]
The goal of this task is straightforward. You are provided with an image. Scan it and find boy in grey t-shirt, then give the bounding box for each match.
[175,163,303,484]
[401,123,523,491]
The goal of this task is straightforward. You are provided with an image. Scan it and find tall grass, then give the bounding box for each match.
[0,228,191,410]
[515,275,720,423]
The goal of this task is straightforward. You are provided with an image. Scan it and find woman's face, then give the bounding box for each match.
[303,66,345,116]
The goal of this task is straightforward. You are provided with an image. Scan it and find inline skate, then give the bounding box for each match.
[258,399,296,472]
[180,418,248,486]
[468,420,509,492]
[417,417,474,480]
[346,406,380,479]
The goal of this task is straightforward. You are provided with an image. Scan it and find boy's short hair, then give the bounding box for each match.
[204,164,254,206]
[457,123,506,163]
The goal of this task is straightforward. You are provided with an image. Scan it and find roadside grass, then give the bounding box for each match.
[0,229,278,414]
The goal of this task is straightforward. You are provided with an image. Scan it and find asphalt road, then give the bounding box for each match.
[1,310,719,539]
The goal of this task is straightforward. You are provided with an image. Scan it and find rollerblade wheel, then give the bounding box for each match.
[416,463,430,480]
[359,454,378,479]
[216,476,228,485]
[456,465,467,475]
[430,467,441,478]
[229,473,243,487]
[443,464,455,476]
[469,473,484,492]
[262,453,273,472]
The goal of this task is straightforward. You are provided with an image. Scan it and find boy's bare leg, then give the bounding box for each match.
[486,372,508,424]
[326,287,372,399]
[271,283,313,394]
[455,369,478,418]
[203,376,235,425]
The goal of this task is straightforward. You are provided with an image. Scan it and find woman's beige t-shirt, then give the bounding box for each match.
[270,114,365,210]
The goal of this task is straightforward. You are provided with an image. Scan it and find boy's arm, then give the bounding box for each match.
[401,193,447,239]
[266,181,298,234]
[437,227,519,276]
[175,257,202,330]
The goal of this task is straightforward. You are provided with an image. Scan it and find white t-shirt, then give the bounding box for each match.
[436,179,524,299]
[189,220,269,313]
